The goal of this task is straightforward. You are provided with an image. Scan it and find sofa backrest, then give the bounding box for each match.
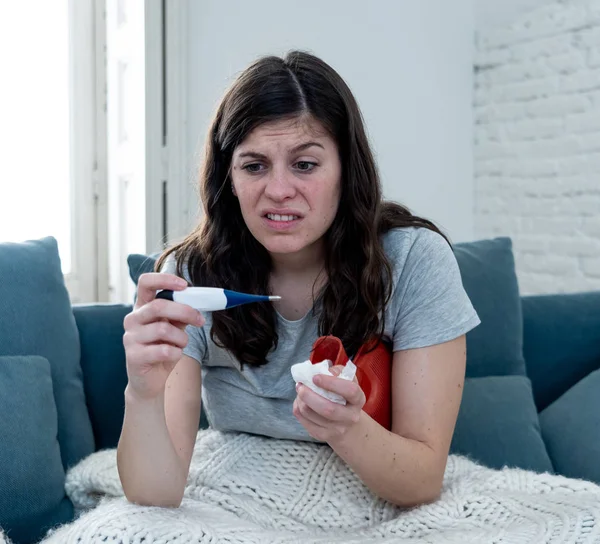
[80,235,531,451]
[453,237,527,378]
[522,291,600,411]
[73,303,131,451]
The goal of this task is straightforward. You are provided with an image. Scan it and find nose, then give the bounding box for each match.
[263,166,296,201]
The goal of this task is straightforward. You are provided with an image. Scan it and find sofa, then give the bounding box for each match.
[0,235,599,544]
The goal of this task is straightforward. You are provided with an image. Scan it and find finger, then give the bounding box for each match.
[297,384,349,422]
[128,343,183,366]
[136,272,188,307]
[328,365,359,385]
[293,400,328,442]
[162,318,202,331]
[295,414,325,442]
[329,365,344,377]
[136,299,204,327]
[294,394,332,427]
[313,374,365,406]
[172,320,195,331]
[125,321,189,349]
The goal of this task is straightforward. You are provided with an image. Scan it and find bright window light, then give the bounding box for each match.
[0,1,72,273]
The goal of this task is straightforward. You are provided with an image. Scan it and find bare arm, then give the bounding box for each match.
[116,272,205,507]
[117,355,202,507]
[295,335,466,506]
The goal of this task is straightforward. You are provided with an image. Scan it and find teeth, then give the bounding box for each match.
[267,214,298,221]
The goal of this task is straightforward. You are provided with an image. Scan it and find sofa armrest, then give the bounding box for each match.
[73,303,132,451]
[522,291,600,411]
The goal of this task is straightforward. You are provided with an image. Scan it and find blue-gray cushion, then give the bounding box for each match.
[450,375,553,473]
[73,303,132,450]
[540,369,600,485]
[0,355,74,544]
[453,237,526,377]
[0,237,95,469]
[127,253,159,285]
[523,291,600,411]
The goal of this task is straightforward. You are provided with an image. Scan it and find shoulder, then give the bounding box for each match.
[381,227,479,349]
[159,253,193,284]
[381,226,452,275]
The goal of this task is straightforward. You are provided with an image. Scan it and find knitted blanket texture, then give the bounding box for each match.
[35,430,600,543]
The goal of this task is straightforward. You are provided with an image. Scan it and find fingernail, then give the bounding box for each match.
[177,278,188,288]
[197,312,205,325]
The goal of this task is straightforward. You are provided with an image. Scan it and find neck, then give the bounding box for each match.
[270,240,326,279]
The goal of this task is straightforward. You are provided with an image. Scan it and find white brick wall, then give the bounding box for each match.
[475,0,600,295]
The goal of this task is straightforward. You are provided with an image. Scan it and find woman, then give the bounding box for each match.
[117,50,480,510]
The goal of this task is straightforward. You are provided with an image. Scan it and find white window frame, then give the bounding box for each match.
[145,0,191,256]
[66,0,189,303]
[165,0,193,246]
[144,0,165,255]
[67,0,109,303]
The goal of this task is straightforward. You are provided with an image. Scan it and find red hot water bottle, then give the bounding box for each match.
[309,336,393,430]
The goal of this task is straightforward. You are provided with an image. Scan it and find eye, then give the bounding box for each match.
[243,163,265,174]
[295,161,317,172]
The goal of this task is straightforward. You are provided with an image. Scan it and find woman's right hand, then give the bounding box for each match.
[123,272,205,401]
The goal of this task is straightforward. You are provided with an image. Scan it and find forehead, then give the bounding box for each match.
[234,117,332,154]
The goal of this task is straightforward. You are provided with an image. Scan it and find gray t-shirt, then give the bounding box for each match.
[179,227,480,441]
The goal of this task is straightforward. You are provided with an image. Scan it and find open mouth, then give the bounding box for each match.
[262,212,303,230]
[265,213,300,222]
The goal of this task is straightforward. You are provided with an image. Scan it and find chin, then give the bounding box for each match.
[252,232,312,255]
[261,239,309,255]
[246,221,325,257]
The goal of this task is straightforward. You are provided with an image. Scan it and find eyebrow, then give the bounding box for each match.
[291,141,325,153]
[237,151,268,160]
[236,141,325,160]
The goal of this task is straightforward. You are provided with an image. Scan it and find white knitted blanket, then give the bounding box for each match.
[39,430,600,543]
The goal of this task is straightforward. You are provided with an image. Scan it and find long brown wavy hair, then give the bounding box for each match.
[157,50,448,366]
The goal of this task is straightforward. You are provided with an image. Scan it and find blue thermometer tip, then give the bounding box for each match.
[223,290,280,309]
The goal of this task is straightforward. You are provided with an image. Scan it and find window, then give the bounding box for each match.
[0,0,106,303]
[0,1,188,303]
[0,1,72,270]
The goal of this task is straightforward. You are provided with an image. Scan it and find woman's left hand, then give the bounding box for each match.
[293,365,366,443]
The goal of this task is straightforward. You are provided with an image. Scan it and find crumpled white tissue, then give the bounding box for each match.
[290,359,357,404]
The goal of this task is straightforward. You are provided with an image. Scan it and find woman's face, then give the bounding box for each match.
[230,117,342,259]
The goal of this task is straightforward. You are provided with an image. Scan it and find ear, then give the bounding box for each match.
[231,182,237,197]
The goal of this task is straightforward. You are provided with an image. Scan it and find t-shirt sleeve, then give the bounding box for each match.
[159,255,208,364]
[183,325,208,364]
[391,229,480,351]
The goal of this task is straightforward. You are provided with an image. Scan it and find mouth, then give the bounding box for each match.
[262,211,303,230]
[264,213,300,222]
